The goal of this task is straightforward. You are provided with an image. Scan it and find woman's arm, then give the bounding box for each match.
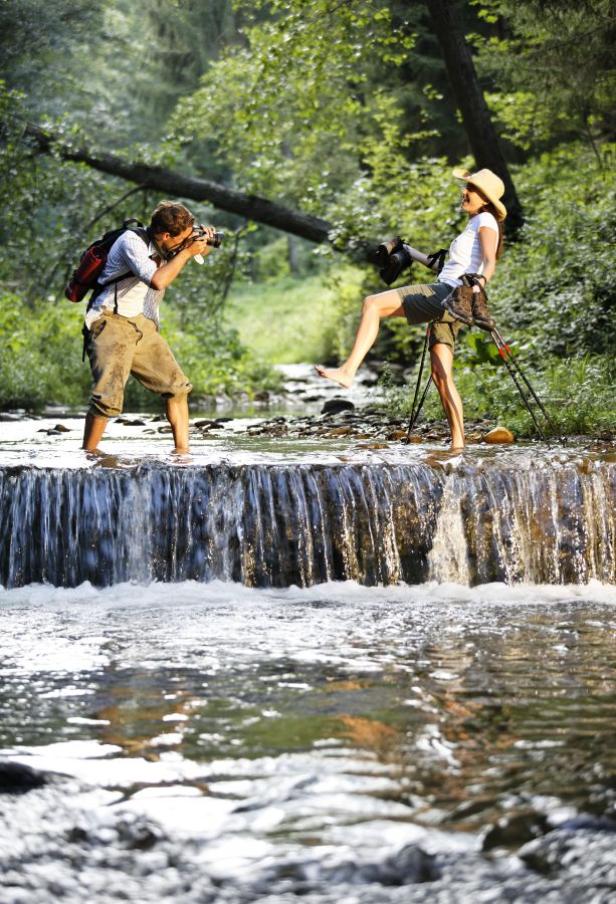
[476,226,498,286]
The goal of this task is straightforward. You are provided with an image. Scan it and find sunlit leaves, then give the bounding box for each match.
[170,0,419,210]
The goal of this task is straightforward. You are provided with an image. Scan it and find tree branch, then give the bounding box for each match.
[25,123,343,243]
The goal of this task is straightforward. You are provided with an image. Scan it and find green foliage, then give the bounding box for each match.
[170,0,422,207]
[473,0,616,152]
[0,290,276,413]
[225,267,364,364]
[490,145,616,358]
[0,292,90,410]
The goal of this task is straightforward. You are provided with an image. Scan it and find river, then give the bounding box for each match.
[1,401,615,903]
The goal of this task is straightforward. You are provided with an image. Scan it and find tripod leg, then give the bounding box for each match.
[406,328,430,437]
[491,327,555,429]
[490,331,546,438]
[407,376,432,437]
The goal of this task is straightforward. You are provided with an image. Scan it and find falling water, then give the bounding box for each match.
[1,459,614,588]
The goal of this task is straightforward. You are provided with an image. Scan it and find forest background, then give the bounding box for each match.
[0,0,614,436]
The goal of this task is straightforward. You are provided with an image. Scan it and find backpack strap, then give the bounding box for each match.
[86,226,150,312]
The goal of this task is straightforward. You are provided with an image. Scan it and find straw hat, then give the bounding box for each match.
[453,167,507,220]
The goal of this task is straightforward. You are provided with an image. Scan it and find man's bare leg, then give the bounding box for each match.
[430,343,465,450]
[316,290,405,388]
[166,395,190,453]
[82,413,108,451]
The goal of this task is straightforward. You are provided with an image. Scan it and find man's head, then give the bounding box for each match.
[150,201,195,255]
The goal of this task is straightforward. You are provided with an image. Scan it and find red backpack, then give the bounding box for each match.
[65,219,148,302]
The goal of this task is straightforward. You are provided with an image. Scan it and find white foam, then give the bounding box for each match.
[2,577,616,610]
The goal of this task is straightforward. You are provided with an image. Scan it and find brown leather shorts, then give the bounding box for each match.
[86,312,192,418]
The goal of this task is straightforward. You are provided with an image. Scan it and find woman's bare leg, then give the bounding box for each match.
[430,343,465,450]
[316,290,405,388]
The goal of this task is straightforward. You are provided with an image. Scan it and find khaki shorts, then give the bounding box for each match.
[86,312,192,418]
[394,282,463,350]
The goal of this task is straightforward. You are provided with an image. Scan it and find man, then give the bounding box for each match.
[82,201,215,453]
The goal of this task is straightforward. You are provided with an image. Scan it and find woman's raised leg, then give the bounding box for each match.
[430,342,465,450]
[315,289,405,388]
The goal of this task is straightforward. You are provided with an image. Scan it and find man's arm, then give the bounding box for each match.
[150,229,214,291]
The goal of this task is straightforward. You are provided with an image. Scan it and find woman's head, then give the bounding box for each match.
[454,167,506,257]
[453,168,507,221]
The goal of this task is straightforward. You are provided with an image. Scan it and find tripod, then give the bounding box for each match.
[406,323,556,441]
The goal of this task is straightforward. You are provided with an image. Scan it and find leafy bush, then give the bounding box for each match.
[0,291,278,413]
[490,145,616,359]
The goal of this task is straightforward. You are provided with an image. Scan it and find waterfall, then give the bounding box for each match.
[1,461,614,589]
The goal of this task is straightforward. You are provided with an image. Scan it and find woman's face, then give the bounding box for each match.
[460,183,487,216]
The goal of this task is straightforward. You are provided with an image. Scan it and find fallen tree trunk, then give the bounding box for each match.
[26,123,371,252]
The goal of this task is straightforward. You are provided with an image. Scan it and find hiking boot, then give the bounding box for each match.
[471,287,495,330]
[442,286,473,325]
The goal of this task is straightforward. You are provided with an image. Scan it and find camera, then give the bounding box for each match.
[375,236,414,285]
[192,224,224,248]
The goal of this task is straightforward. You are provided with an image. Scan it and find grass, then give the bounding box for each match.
[224,266,365,364]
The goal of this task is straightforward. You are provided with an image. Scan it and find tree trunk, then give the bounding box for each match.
[26,123,342,247]
[423,0,523,230]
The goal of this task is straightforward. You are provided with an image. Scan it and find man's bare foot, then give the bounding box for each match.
[315,365,354,388]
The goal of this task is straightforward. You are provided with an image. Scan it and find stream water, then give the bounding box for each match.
[1,404,616,902]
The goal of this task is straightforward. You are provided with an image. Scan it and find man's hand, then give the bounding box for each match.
[187,225,216,258]
[150,224,217,291]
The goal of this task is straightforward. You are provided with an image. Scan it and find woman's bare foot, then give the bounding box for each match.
[315,365,354,388]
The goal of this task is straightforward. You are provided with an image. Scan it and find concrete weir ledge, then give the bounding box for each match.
[1,414,615,590]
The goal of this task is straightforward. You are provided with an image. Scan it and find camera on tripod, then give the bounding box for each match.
[375,237,414,285]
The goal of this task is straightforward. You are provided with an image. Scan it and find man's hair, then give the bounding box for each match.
[150,201,194,237]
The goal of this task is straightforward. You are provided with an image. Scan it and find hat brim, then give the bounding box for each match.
[452,168,507,220]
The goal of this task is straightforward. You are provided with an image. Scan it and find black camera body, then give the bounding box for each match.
[192,224,224,248]
[375,237,413,286]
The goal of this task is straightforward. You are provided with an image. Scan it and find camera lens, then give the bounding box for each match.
[375,237,402,267]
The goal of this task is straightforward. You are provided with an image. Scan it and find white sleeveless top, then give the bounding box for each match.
[438,212,499,287]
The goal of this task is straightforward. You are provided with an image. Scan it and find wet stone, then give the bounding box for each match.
[482,810,549,851]
[387,429,408,441]
[484,426,516,444]
[321,399,355,416]
[0,761,48,793]
[325,426,354,436]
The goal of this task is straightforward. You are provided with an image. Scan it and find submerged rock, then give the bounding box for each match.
[0,761,48,793]
[482,810,549,850]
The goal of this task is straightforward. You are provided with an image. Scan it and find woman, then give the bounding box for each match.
[316,167,507,451]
